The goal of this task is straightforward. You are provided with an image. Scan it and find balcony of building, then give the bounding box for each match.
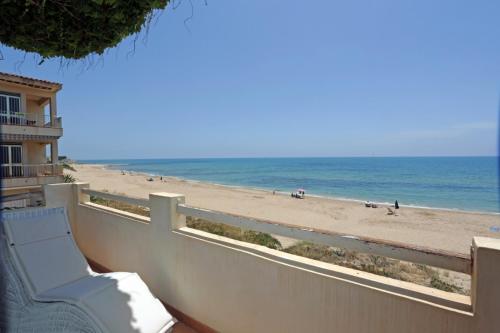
[24,182,498,333]
[0,113,61,128]
[0,112,63,141]
[1,163,63,189]
[0,79,63,140]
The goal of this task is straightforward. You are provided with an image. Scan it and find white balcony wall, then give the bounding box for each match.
[44,183,500,333]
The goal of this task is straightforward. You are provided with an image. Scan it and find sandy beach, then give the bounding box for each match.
[68,164,500,255]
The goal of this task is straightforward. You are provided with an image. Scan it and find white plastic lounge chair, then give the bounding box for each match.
[1,230,99,332]
[1,207,175,333]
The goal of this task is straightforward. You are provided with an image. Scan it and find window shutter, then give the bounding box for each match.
[9,96,20,114]
[0,95,7,113]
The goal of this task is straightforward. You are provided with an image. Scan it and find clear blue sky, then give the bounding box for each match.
[1,0,498,159]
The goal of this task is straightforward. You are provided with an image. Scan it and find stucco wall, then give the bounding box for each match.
[44,183,500,333]
[0,81,60,139]
[0,82,54,120]
[25,99,43,118]
[24,141,46,164]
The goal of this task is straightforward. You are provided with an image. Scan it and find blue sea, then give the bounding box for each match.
[80,157,500,213]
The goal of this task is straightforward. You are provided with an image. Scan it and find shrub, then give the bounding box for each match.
[62,163,76,171]
[63,174,76,183]
[85,198,283,250]
[89,195,150,217]
[186,217,282,250]
[86,194,466,294]
[284,241,466,294]
[241,230,282,250]
[430,275,462,293]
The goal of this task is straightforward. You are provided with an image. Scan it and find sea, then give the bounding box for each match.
[79,157,500,213]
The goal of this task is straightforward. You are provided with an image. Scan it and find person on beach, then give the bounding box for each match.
[395,200,399,209]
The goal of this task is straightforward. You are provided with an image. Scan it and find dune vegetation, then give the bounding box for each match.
[88,193,467,294]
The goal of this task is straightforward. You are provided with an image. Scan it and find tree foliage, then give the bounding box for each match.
[0,0,169,59]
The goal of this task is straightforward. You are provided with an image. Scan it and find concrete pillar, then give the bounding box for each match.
[43,182,89,244]
[20,92,27,116]
[147,192,186,302]
[74,182,90,204]
[471,237,500,332]
[21,142,29,165]
[149,192,186,233]
[43,183,74,208]
[71,182,89,242]
[50,140,58,164]
[49,94,57,125]
[43,183,75,229]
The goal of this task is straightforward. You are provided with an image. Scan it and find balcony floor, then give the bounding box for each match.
[173,322,198,333]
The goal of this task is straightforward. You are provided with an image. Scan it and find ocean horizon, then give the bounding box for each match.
[79,156,499,213]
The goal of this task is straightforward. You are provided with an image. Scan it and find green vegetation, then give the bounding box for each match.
[88,192,465,294]
[88,195,281,249]
[186,217,282,250]
[284,241,465,294]
[62,163,76,171]
[63,174,76,183]
[0,1,169,59]
[430,275,463,293]
[89,195,150,217]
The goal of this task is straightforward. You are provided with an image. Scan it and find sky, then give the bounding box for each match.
[0,0,499,159]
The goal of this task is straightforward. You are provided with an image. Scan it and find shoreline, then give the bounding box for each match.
[98,163,499,216]
[68,163,500,254]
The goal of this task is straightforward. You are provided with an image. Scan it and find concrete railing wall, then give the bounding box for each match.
[44,183,500,333]
[175,203,471,274]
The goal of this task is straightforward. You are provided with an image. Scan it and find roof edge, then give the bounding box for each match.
[0,72,62,92]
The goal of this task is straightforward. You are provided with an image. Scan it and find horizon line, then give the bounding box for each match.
[73,155,499,161]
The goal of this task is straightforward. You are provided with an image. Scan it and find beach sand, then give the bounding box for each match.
[68,164,499,255]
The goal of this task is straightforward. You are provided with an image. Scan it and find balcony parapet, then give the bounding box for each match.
[0,113,61,128]
[40,184,500,333]
[1,163,63,178]
[0,115,63,140]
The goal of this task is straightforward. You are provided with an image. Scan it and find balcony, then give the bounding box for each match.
[35,183,500,333]
[1,164,63,188]
[1,163,63,178]
[0,113,61,128]
[0,113,63,140]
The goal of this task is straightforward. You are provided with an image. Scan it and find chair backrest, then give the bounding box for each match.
[1,207,92,297]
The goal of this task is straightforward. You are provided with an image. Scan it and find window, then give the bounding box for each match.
[0,93,22,125]
[1,144,23,177]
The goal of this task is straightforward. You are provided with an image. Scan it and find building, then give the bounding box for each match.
[0,72,63,207]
